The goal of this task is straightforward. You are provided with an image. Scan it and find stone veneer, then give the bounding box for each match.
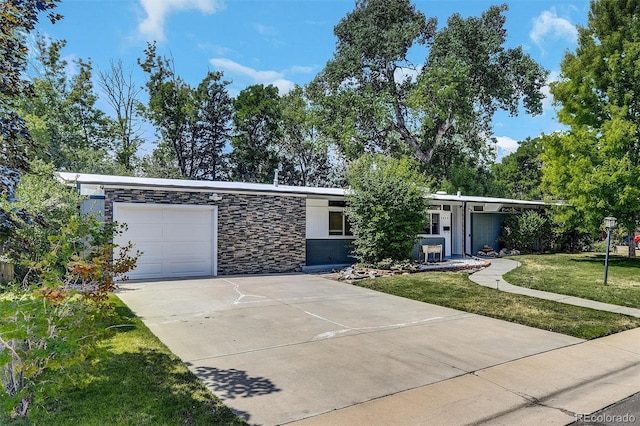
[104,188,306,275]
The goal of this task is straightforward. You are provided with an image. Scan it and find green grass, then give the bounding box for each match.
[504,253,640,309]
[1,297,246,426]
[351,271,640,340]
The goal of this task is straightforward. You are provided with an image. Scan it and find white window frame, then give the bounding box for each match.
[328,208,352,237]
[423,212,441,235]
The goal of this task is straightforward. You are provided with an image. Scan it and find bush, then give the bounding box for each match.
[498,210,549,253]
[0,214,140,417]
[346,154,427,263]
[591,240,610,253]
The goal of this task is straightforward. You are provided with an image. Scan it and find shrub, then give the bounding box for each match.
[498,210,549,253]
[0,215,140,417]
[346,154,427,263]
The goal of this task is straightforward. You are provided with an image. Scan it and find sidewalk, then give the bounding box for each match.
[290,259,640,425]
[291,328,640,425]
[469,258,640,318]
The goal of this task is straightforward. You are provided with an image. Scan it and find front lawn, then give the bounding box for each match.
[1,297,246,426]
[350,272,640,340]
[504,253,640,309]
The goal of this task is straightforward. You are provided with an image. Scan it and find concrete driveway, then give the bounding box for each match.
[117,274,582,425]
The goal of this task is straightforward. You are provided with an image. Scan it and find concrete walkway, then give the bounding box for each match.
[292,327,640,425]
[117,272,640,425]
[469,258,640,318]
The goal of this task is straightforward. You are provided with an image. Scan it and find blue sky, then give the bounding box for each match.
[35,0,590,158]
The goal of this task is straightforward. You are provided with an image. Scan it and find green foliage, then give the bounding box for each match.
[346,154,427,263]
[278,85,333,187]
[139,42,232,180]
[312,1,547,187]
[0,136,140,419]
[437,155,495,196]
[0,290,112,417]
[21,37,119,174]
[0,161,83,275]
[492,137,544,200]
[140,140,182,179]
[0,0,61,236]
[0,216,140,417]
[498,210,549,253]
[544,0,640,252]
[21,215,140,299]
[0,297,246,425]
[229,84,282,183]
[545,205,595,253]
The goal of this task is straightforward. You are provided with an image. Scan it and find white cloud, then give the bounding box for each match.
[394,65,422,83]
[494,136,520,153]
[253,23,275,36]
[289,65,314,74]
[209,58,296,94]
[530,9,578,49]
[139,0,224,42]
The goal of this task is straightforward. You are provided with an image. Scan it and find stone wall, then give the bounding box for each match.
[104,188,306,275]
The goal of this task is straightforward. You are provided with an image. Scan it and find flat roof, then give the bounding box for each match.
[56,172,346,197]
[56,172,548,206]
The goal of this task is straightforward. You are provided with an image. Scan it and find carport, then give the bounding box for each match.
[117,274,582,425]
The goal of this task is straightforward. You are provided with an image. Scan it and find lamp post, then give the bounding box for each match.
[603,216,617,286]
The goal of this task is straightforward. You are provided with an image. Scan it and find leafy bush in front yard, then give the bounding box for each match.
[498,210,550,253]
[0,216,139,418]
[346,154,427,263]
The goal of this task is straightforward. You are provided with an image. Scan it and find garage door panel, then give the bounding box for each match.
[162,224,211,242]
[165,260,212,276]
[164,242,211,258]
[129,261,163,278]
[118,207,163,224]
[133,243,163,258]
[125,224,164,241]
[114,204,216,279]
[163,209,211,224]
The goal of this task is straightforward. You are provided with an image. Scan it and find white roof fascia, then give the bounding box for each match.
[55,172,551,206]
[428,193,548,207]
[55,172,346,198]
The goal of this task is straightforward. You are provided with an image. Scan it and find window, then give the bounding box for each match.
[329,211,353,236]
[423,213,440,235]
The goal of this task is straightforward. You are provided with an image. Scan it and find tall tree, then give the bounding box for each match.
[279,85,332,187]
[543,0,640,257]
[188,71,233,180]
[492,136,544,200]
[139,42,231,180]
[97,60,143,174]
[0,0,61,236]
[229,84,281,184]
[21,37,116,173]
[311,1,547,181]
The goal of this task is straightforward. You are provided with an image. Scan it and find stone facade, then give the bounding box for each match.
[104,188,306,275]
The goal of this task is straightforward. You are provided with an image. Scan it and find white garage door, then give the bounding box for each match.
[113,203,217,280]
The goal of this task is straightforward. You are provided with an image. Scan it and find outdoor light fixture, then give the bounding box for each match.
[604,216,617,229]
[603,216,617,286]
[209,193,222,202]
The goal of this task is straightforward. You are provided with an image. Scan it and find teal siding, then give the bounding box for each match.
[471,214,504,254]
[306,239,355,265]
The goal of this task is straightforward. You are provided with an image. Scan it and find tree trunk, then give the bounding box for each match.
[629,229,637,258]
